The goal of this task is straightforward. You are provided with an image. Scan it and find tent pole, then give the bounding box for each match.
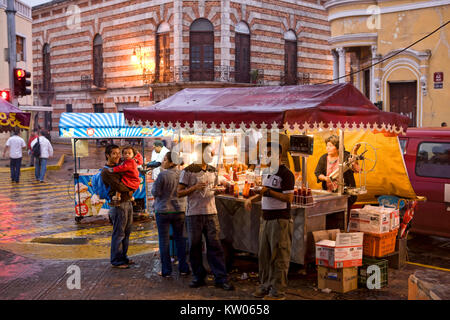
[142,138,147,214]
[74,138,82,220]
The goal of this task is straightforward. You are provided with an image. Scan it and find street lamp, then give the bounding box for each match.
[131,45,156,84]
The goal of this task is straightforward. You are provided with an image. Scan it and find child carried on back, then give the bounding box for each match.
[108,145,143,206]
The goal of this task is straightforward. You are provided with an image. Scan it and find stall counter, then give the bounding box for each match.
[216,192,348,265]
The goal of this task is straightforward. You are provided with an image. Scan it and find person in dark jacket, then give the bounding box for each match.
[152,151,189,278]
[314,135,360,209]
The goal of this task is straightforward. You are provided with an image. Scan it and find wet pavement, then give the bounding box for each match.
[0,142,449,300]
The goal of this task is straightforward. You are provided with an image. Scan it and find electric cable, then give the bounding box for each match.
[315,20,450,85]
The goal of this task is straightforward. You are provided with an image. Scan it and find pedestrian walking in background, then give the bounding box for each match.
[30,130,53,183]
[102,144,135,269]
[152,151,190,278]
[149,140,170,181]
[178,142,234,291]
[2,129,26,183]
[27,129,38,167]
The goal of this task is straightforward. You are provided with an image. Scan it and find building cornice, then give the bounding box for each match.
[327,0,450,21]
[329,33,377,46]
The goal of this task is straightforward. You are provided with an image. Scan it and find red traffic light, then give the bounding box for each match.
[1,90,11,102]
[16,69,25,79]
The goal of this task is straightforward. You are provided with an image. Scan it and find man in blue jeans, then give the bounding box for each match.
[178,143,234,291]
[101,144,134,269]
[3,129,26,183]
[30,130,53,183]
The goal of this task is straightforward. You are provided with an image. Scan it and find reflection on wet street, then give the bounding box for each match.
[0,171,159,259]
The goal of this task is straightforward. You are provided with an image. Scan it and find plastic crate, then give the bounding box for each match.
[358,257,388,289]
[363,229,398,257]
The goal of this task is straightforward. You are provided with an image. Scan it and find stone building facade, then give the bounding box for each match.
[32,0,333,137]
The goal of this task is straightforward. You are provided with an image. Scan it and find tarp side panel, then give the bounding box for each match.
[306,131,417,204]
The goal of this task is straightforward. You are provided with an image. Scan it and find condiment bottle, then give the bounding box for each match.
[243,181,250,198]
[234,183,239,198]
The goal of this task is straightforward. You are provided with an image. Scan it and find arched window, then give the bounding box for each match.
[43,43,51,91]
[190,18,214,81]
[93,34,104,87]
[235,21,250,83]
[156,22,170,82]
[284,30,297,85]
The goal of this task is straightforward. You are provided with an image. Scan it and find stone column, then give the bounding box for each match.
[221,0,231,70]
[371,45,378,101]
[173,0,183,79]
[336,47,346,83]
[332,49,339,84]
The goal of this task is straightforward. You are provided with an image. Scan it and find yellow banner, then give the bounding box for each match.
[288,131,417,204]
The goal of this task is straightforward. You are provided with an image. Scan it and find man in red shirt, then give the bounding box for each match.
[27,129,38,167]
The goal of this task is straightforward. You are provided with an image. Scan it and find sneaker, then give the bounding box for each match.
[215,282,235,291]
[180,269,191,276]
[253,287,269,298]
[263,292,286,300]
[189,279,206,288]
[157,271,172,278]
[112,264,129,269]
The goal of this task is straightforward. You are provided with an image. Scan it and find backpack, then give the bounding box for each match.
[32,137,41,158]
[90,166,111,201]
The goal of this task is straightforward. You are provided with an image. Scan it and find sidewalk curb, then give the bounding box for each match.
[0,154,65,173]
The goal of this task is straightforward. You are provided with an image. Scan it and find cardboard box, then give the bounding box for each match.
[349,206,400,234]
[314,230,363,268]
[318,266,358,293]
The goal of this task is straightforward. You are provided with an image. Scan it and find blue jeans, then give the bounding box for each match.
[155,211,189,276]
[34,158,48,181]
[186,214,228,284]
[10,158,22,182]
[109,201,133,266]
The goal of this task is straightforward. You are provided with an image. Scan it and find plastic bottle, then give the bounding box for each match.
[243,181,250,198]
[234,183,239,198]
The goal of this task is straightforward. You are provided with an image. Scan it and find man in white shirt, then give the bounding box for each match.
[30,130,54,183]
[149,140,169,180]
[3,129,26,183]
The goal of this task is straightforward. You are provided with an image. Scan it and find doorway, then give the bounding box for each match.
[389,81,417,127]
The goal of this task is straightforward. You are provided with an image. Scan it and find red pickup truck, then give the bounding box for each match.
[399,127,450,238]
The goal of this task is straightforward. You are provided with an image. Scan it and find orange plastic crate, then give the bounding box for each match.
[363,229,398,258]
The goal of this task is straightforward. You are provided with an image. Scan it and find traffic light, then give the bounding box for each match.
[13,68,32,97]
[0,89,11,102]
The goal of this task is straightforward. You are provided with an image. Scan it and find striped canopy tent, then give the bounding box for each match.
[59,112,173,138]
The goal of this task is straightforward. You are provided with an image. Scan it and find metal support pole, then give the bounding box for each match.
[142,138,147,213]
[338,130,346,230]
[301,157,307,188]
[6,0,17,105]
[74,138,82,220]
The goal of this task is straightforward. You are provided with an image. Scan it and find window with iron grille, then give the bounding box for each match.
[93,103,104,113]
[66,104,73,112]
[190,19,214,81]
[284,30,297,85]
[16,35,25,61]
[43,43,51,91]
[235,22,250,83]
[93,34,104,87]
[156,32,170,82]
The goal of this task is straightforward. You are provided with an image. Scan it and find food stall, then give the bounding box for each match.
[58,112,173,222]
[123,83,415,265]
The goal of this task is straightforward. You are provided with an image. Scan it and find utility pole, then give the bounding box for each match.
[6,0,17,106]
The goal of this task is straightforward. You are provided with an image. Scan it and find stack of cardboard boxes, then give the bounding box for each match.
[348,205,400,234]
[313,229,364,293]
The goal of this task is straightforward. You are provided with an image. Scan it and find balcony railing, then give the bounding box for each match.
[34,80,54,96]
[145,66,264,85]
[80,74,107,90]
[280,71,311,86]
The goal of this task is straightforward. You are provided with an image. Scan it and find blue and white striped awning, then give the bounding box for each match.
[59,113,173,138]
